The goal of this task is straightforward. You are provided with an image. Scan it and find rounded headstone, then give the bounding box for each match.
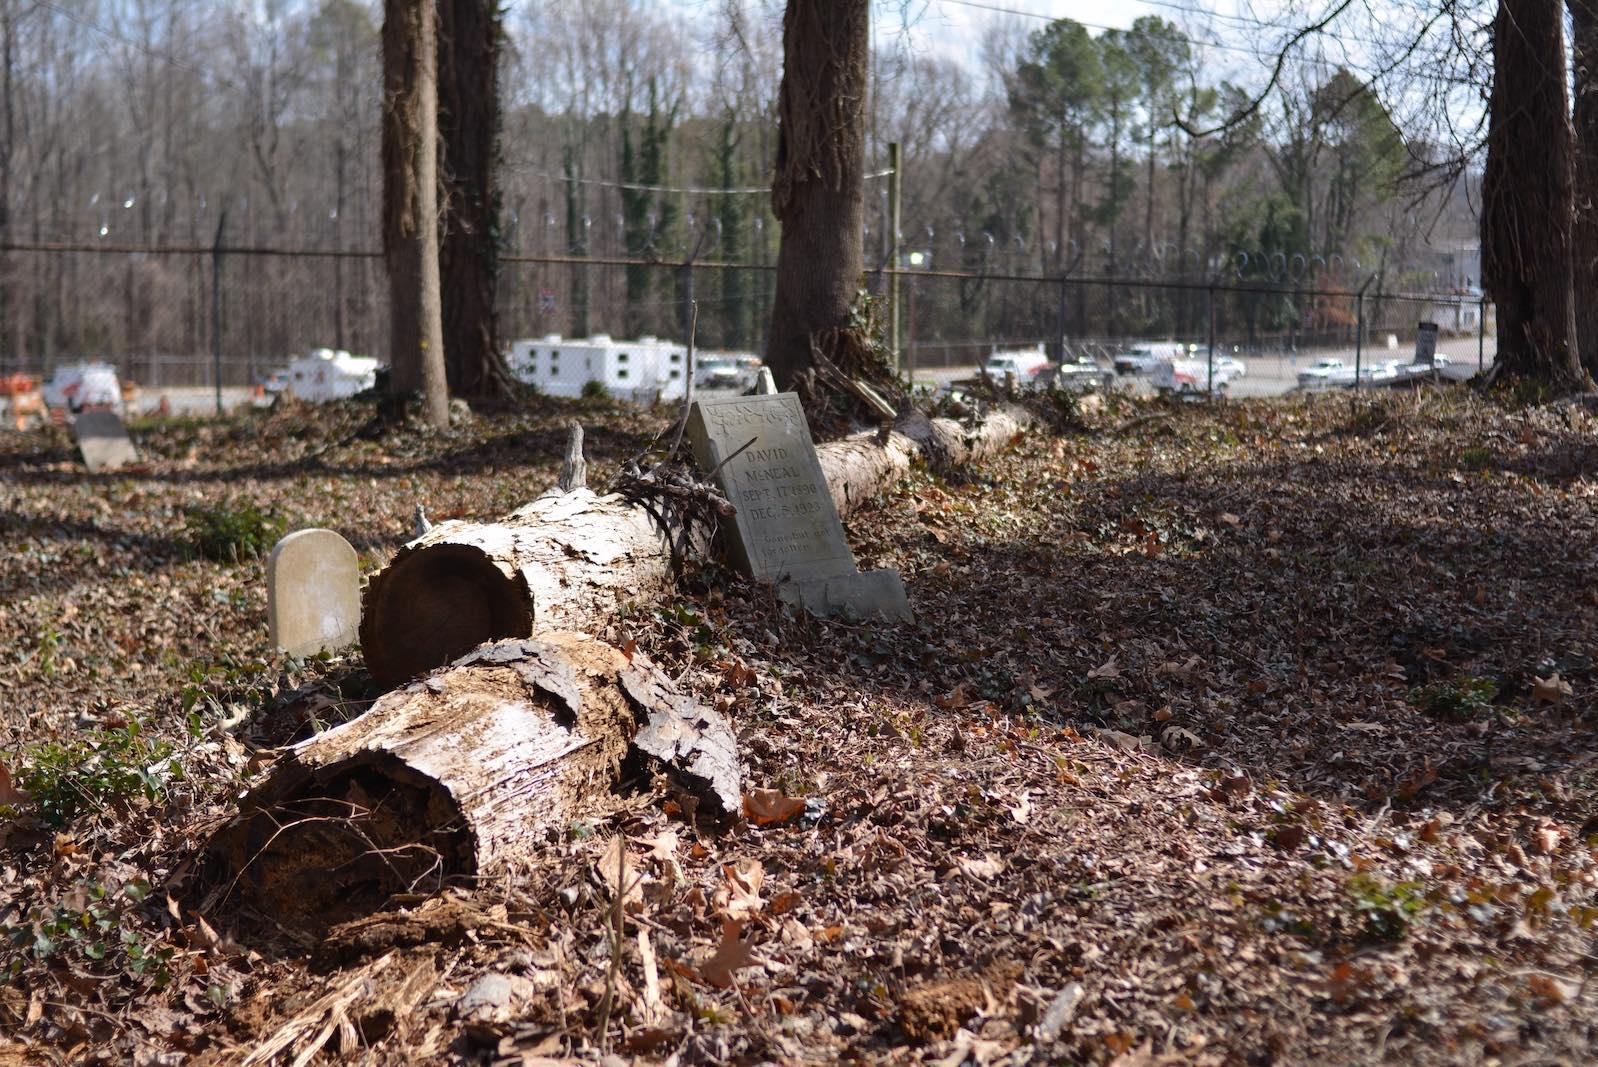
[267,529,361,657]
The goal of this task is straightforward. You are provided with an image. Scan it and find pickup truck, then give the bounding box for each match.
[1151,357,1237,396]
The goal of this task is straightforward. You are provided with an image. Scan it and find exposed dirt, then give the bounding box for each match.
[2,387,1596,1065]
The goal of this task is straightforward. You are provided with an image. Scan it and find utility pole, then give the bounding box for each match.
[887,141,901,374]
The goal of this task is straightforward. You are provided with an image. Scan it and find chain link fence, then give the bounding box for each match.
[0,242,1492,392]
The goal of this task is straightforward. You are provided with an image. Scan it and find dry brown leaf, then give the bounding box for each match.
[957,855,1004,880]
[700,919,758,989]
[0,760,24,808]
[1531,672,1573,705]
[1531,823,1562,856]
[594,836,642,910]
[743,788,805,827]
[1087,656,1121,679]
[716,858,765,920]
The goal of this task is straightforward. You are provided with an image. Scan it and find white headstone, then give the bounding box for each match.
[73,411,138,472]
[267,529,362,657]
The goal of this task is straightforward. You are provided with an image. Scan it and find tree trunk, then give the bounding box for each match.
[437,0,504,398]
[765,0,870,388]
[1572,0,1598,375]
[359,409,1028,686]
[208,634,740,932]
[1481,0,1584,388]
[382,0,450,426]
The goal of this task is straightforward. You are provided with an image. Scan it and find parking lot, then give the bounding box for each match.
[917,335,1487,398]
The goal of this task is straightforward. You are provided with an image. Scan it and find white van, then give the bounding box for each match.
[41,363,122,413]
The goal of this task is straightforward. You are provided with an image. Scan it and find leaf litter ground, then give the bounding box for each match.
[1,389,1595,1065]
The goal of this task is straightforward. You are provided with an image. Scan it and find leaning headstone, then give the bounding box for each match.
[267,529,362,657]
[73,411,139,472]
[687,392,912,621]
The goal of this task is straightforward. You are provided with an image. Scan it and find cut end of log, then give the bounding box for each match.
[210,752,475,934]
[360,543,533,686]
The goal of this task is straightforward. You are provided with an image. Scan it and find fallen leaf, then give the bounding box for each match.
[594,836,642,910]
[1009,791,1033,825]
[957,855,1004,880]
[716,859,765,920]
[1531,823,1562,856]
[1395,760,1438,801]
[1087,656,1121,680]
[744,788,805,827]
[1271,825,1307,850]
[1160,725,1203,752]
[1219,512,1242,527]
[0,760,24,808]
[700,919,758,988]
[1531,672,1572,705]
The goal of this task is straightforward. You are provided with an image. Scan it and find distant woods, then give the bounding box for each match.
[0,0,1576,381]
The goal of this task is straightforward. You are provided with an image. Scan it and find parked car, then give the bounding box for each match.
[1296,359,1347,387]
[1051,357,1115,391]
[694,357,746,389]
[41,362,122,412]
[1113,346,1167,375]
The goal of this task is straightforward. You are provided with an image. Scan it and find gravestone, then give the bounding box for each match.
[687,392,911,621]
[73,411,138,472]
[1414,322,1439,366]
[267,529,362,657]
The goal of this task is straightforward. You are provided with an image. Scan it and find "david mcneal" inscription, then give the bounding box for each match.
[686,393,857,582]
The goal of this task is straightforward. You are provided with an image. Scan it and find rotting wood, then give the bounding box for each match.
[208,633,739,932]
[359,407,1028,685]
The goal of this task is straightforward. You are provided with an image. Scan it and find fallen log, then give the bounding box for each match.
[207,633,739,932]
[360,408,1027,686]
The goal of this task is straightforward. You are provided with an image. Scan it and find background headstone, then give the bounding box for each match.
[1414,322,1439,365]
[73,411,138,472]
[688,392,911,622]
[267,529,362,657]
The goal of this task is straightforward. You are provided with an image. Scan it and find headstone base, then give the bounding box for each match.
[777,568,913,623]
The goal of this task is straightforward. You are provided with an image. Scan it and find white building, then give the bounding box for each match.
[288,348,380,402]
[507,334,688,403]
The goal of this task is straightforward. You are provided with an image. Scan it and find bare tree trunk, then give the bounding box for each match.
[1482,0,1584,388]
[0,0,13,371]
[437,0,504,398]
[765,0,870,388]
[382,0,450,426]
[1572,0,1598,375]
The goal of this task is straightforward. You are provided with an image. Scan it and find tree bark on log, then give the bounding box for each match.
[360,408,1027,686]
[208,634,739,932]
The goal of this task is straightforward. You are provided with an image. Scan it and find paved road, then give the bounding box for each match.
[916,335,1488,398]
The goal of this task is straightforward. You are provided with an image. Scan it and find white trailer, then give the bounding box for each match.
[506,334,688,403]
[288,349,380,402]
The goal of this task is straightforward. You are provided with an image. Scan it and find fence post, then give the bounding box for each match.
[1353,274,1375,397]
[1477,296,1486,372]
[1206,284,1215,399]
[886,141,901,374]
[1057,274,1067,360]
[211,211,227,416]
